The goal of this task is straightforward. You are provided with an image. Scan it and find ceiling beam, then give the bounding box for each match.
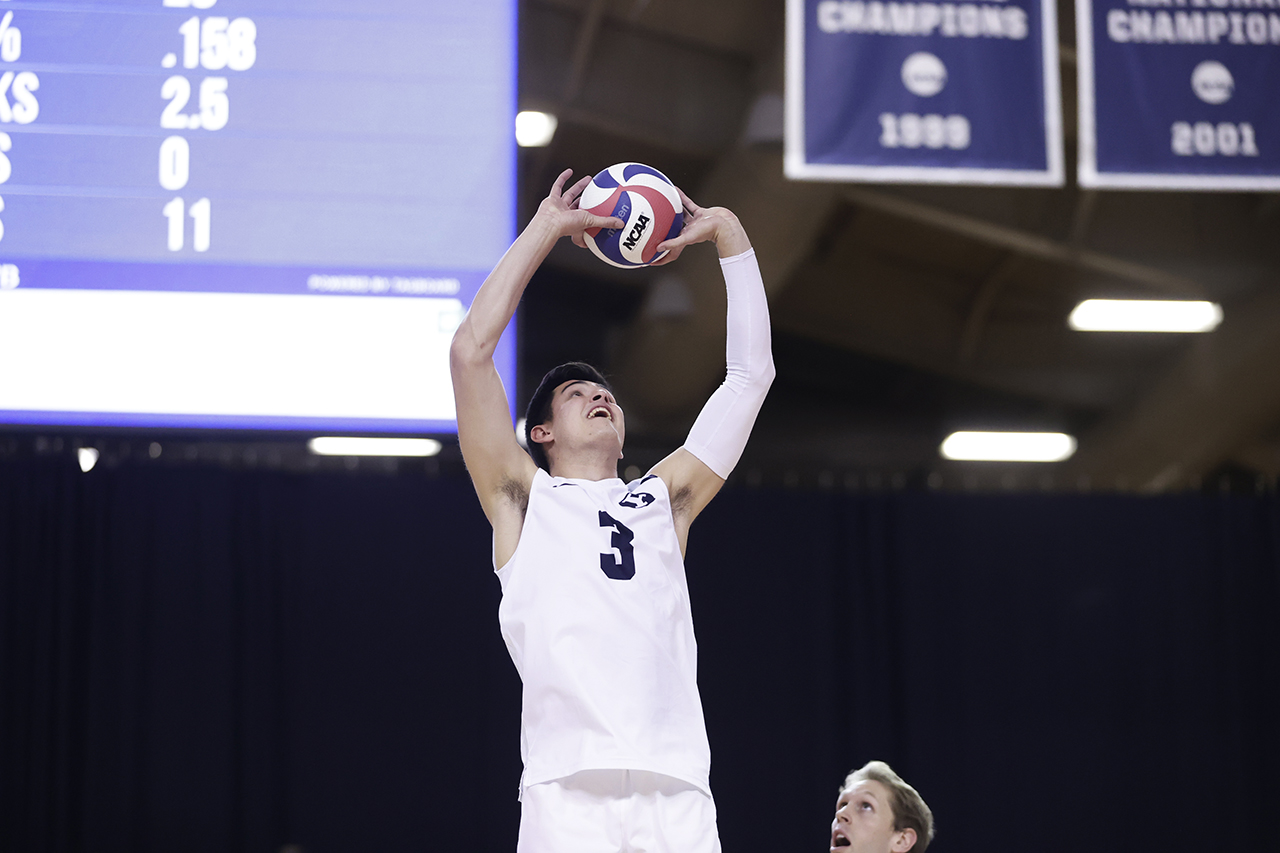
[1067,189,1099,247]
[767,229,1179,412]
[957,254,1022,367]
[842,187,1204,297]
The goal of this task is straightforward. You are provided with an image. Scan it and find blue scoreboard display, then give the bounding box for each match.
[0,0,516,432]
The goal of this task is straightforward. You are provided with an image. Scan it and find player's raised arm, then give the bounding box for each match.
[450,170,623,526]
[648,190,776,535]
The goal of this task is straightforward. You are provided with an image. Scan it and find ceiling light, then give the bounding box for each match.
[515,111,557,147]
[1068,299,1222,332]
[78,447,100,472]
[940,431,1077,462]
[307,437,442,457]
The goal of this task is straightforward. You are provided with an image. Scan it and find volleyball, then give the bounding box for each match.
[580,162,683,268]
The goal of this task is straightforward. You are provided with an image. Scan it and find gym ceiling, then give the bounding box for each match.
[516,0,1280,493]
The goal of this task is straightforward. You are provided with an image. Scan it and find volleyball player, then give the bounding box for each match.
[449,168,774,852]
[831,761,935,853]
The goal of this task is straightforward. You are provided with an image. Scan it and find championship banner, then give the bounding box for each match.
[1077,0,1280,189]
[785,0,1064,185]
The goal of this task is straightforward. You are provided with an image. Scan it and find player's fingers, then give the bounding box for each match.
[550,168,574,197]
[563,174,593,205]
[677,187,701,216]
[586,214,625,230]
[649,245,685,266]
[570,233,587,249]
[659,218,709,250]
[654,233,689,254]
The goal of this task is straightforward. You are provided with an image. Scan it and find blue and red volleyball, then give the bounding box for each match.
[580,163,683,269]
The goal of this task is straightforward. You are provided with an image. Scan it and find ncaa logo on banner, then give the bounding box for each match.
[1190,61,1233,104]
[901,53,948,97]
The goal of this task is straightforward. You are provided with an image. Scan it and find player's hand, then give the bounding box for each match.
[536,169,624,245]
[650,188,751,265]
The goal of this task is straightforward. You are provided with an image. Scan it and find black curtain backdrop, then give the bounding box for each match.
[2,457,1277,853]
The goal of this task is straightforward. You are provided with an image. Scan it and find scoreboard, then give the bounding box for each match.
[0,0,517,432]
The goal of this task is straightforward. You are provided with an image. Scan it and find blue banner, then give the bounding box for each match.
[1077,0,1280,189]
[785,0,1064,184]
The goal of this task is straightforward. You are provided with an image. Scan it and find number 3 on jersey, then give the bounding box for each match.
[598,511,636,580]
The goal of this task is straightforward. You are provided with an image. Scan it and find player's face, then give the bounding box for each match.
[549,380,625,455]
[830,780,916,853]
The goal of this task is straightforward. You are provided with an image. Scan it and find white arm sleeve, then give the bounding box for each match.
[683,247,776,479]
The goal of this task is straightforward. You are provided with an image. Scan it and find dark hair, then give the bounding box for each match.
[524,362,612,472]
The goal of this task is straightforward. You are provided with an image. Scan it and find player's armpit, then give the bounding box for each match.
[650,447,725,529]
[489,475,532,570]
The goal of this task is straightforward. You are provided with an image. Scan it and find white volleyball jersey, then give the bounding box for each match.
[495,468,711,797]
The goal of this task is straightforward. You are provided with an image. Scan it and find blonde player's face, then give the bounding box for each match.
[547,380,625,457]
[830,780,916,853]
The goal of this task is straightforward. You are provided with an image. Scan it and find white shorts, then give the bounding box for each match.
[517,769,722,853]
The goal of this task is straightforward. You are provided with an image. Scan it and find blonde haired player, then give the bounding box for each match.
[449,168,774,852]
[831,761,935,853]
